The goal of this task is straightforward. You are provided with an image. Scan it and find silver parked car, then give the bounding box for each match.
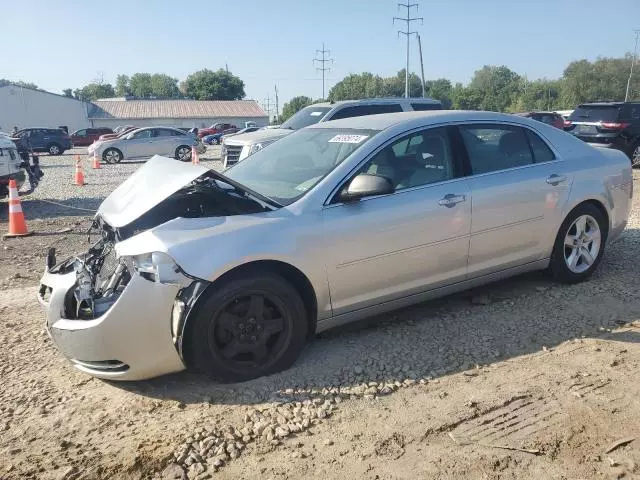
[39,111,632,381]
[87,126,206,163]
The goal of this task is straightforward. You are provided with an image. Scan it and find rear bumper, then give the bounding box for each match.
[38,266,186,381]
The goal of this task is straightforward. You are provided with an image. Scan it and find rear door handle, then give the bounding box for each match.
[546,174,567,185]
[438,194,466,208]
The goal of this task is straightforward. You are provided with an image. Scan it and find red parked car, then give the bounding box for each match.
[97,126,138,141]
[197,122,237,138]
[70,127,114,146]
[515,111,565,129]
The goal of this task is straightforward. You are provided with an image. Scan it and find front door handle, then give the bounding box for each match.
[546,174,567,185]
[438,194,466,208]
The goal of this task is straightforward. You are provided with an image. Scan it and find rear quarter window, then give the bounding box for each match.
[524,130,556,163]
[330,104,403,120]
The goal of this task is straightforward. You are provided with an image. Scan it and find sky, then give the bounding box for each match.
[2,0,639,115]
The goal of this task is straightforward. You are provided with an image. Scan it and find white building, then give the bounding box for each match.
[0,84,92,133]
[89,99,268,129]
[0,84,268,134]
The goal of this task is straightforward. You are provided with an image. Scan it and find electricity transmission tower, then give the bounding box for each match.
[394,2,422,98]
[625,29,640,102]
[314,43,333,100]
[262,96,273,123]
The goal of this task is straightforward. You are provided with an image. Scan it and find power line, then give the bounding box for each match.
[394,2,423,98]
[313,42,333,100]
[625,29,640,102]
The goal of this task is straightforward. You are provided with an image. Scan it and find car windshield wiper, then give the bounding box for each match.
[205,170,283,209]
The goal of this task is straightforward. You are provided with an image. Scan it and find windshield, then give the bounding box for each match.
[225,128,379,205]
[280,106,332,130]
[569,105,620,122]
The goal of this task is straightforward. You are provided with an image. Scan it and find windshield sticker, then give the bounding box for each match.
[328,134,369,144]
[310,111,324,116]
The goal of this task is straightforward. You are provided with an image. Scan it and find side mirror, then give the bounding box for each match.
[340,173,394,202]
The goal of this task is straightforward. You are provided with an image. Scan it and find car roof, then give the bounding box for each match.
[309,97,441,109]
[309,110,529,131]
[578,102,634,107]
[514,111,558,116]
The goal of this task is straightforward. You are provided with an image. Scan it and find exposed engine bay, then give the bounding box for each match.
[48,171,272,321]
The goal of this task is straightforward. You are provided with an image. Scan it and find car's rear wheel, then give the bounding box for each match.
[47,143,62,155]
[175,145,192,162]
[103,148,122,164]
[187,271,308,382]
[631,144,640,168]
[548,203,607,284]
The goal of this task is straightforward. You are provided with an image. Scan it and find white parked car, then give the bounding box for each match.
[88,127,206,163]
[39,111,632,381]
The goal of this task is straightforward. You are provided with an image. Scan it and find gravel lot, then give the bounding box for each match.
[1,152,639,479]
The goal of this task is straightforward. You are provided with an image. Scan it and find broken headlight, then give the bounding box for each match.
[130,252,186,285]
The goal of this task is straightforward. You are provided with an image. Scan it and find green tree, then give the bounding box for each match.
[468,65,521,112]
[451,83,482,110]
[181,69,245,100]
[425,78,453,108]
[129,73,153,98]
[0,79,39,90]
[328,72,384,101]
[115,74,131,96]
[62,88,73,97]
[73,83,115,101]
[280,96,313,122]
[381,69,423,98]
[149,73,180,98]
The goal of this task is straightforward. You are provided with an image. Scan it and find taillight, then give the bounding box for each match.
[563,120,572,128]
[601,121,629,129]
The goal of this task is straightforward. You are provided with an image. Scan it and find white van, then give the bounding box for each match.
[0,134,25,198]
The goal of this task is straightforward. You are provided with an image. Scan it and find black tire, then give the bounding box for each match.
[175,145,192,162]
[211,138,219,145]
[47,143,62,155]
[548,203,608,284]
[103,148,123,164]
[186,271,308,382]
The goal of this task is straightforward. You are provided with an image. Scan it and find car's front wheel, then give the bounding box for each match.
[186,271,308,382]
[175,145,192,162]
[549,203,607,284]
[103,148,123,164]
[211,138,219,145]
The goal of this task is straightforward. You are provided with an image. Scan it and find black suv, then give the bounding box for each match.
[565,102,640,165]
[14,128,73,155]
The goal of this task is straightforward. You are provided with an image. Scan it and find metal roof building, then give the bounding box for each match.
[89,99,268,129]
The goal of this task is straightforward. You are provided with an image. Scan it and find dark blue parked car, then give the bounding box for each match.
[14,128,72,155]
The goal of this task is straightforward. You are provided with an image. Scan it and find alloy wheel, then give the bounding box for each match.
[563,214,601,274]
[104,150,120,163]
[177,146,191,161]
[207,292,291,372]
[632,146,640,167]
[49,145,60,155]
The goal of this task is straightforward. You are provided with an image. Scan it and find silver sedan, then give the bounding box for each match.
[39,111,632,381]
[87,126,205,163]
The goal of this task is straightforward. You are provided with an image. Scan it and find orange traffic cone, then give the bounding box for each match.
[92,151,101,169]
[74,155,85,186]
[191,146,200,165]
[4,179,32,238]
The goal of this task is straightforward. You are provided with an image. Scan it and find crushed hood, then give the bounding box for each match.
[98,155,208,228]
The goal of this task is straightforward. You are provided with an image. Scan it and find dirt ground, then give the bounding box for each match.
[1,164,639,480]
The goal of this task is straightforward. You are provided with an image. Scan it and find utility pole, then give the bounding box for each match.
[262,96,273,124]
[417,33,426,98]
[313,43,333,100]
[625,29,640,102]
[394,2,422,98]
[274,85,279,123]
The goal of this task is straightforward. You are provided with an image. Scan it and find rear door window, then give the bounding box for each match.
[154,128,179,137]
[569,105,621,122]
[459,124,534,174]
